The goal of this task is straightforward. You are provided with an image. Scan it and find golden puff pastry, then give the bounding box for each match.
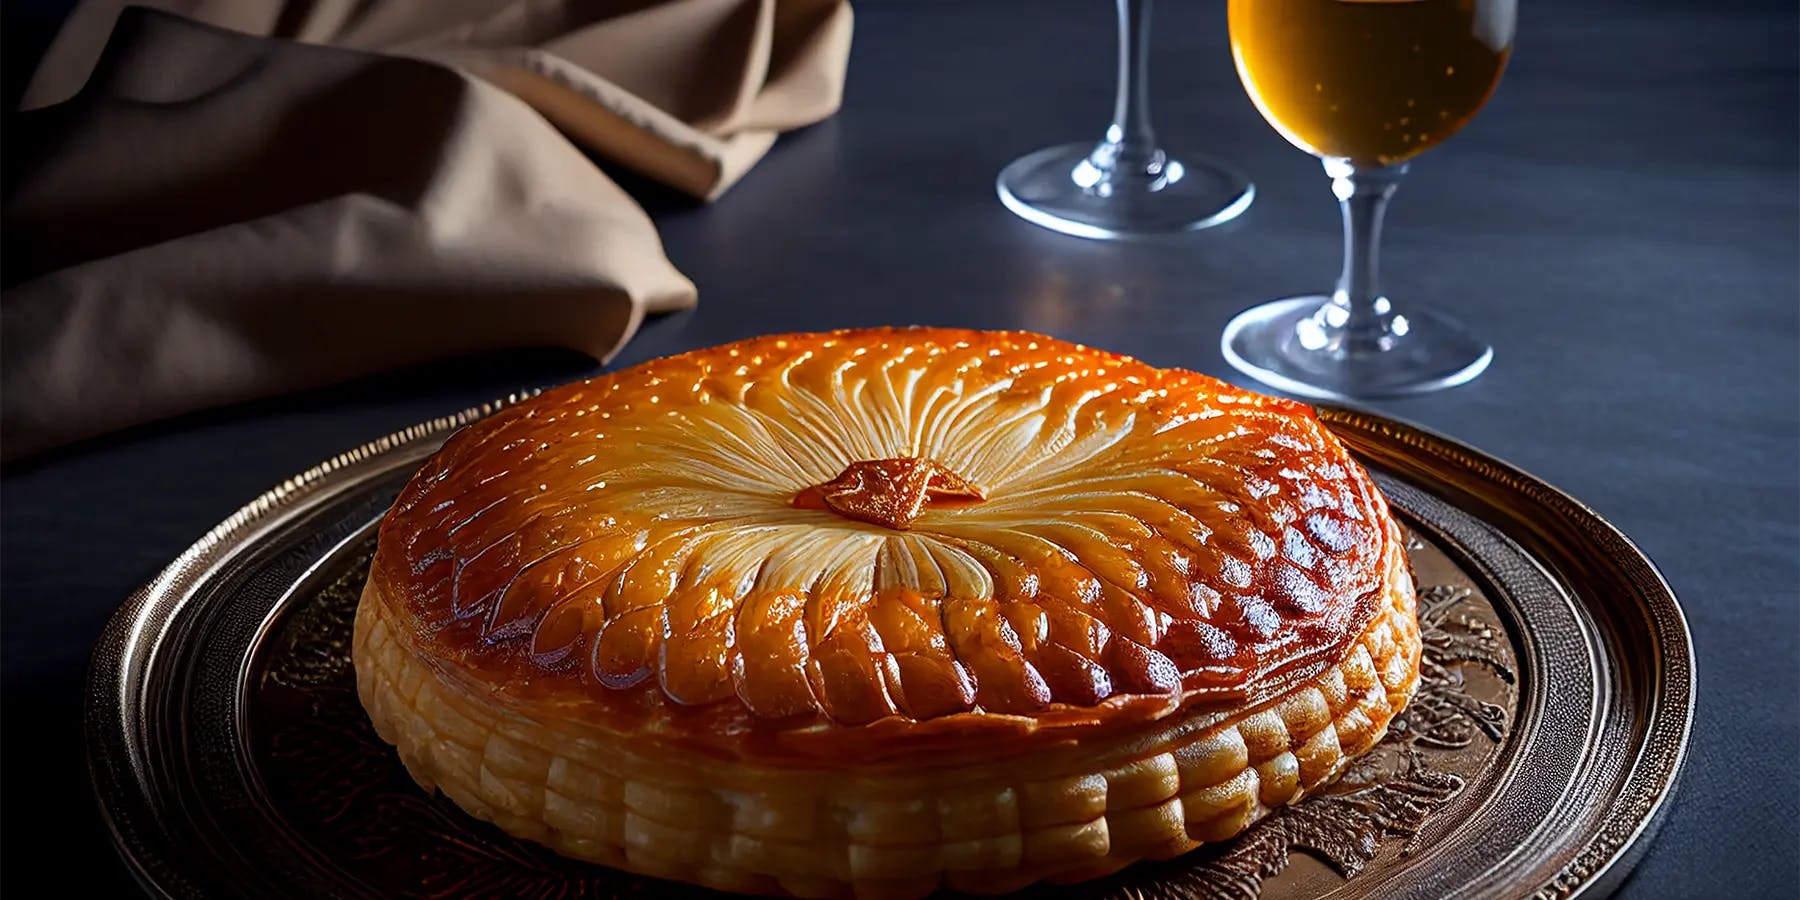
[354,327,1421,898]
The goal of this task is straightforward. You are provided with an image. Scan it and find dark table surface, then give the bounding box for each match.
[4,0,1796,896]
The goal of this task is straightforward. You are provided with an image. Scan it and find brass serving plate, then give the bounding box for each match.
[88,403,1693,899]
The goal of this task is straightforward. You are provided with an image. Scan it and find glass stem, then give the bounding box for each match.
[1313,158,1409,355]
[1111,0,1156,151]
[1080,0,1168,184]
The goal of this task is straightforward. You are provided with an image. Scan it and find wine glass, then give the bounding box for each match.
[1221,0,1516,399]
[997,0,1255,240]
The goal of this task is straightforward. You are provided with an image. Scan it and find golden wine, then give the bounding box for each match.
[1229,0,1514,166]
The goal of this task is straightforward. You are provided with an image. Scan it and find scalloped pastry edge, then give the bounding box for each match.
[352,553,1419,898]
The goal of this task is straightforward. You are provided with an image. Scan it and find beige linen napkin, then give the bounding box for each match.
[4,1,851,459]
[23,0,854,200]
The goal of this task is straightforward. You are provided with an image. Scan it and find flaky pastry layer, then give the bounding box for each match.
[352,547,1419,898]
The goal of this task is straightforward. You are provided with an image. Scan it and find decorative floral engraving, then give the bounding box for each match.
[1409,583,1515,748]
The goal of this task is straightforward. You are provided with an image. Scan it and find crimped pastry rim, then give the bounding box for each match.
[352,539,1420,897]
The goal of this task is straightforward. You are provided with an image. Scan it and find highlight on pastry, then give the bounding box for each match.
[353,327,1422,898]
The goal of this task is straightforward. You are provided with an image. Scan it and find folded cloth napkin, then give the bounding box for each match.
[3,1,852,460]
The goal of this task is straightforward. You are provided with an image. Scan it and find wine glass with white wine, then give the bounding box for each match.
[1222,0,1516,399]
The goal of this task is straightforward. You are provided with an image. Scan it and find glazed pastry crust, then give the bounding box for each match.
[365,328,1406,762]
[355,542,1417,898]
[352,328,1425,895]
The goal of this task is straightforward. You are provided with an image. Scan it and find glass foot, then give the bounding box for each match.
[997,141,1254,240]
[1221,296,1492,400]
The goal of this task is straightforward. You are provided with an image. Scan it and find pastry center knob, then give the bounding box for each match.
[792,457,985,530]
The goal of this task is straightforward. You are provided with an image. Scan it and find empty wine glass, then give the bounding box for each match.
[1221,0,1516,399]
[997,0,1255,240]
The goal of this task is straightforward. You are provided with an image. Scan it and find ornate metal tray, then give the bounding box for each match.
[88,403,1693,899]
